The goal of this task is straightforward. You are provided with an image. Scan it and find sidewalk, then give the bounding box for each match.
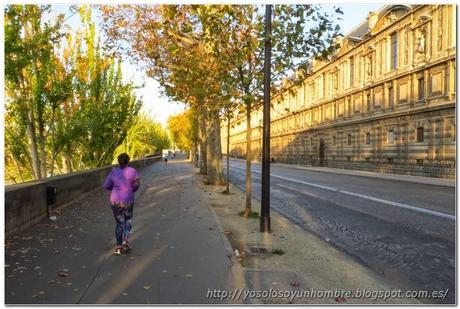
[205,182,420,304]
[5,159,244,304]
[230,158,455,187]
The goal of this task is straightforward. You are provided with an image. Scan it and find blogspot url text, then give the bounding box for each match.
[206,288,449,301]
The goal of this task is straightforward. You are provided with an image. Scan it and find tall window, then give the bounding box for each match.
[388,86,394,107]
[366,132,371,144]
[390,33,398,70]
[417,127,424,142]
[347,134,352,145]
[388,130,395,144]
[366,94,371,111]
[333,135,336,146]
[418,77,425,100]
[350,57,354,86]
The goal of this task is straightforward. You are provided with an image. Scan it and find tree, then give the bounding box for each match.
[100,5,233,185]
[194,5,342,216]
[221,102,239,194]
[5,5,70,180]
[167,110,193,151]
[100,4,342,202]
[5,4,143,183]
[113,113,169,161]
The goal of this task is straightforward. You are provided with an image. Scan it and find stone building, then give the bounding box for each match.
[222,4,456,178]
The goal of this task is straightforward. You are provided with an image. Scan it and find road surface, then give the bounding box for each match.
[226,158,455,304]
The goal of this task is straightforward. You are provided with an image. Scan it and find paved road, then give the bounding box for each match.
[5,159,243,304]
[226,158,455,304]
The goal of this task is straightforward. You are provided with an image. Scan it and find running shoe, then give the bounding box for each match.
[114,246,122,255]
[122,240,131,252]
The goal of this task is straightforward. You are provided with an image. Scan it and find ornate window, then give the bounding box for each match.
[366,132,371,144]
[366,93,372,111]
[390,33,398,70]
[350,56,355,86]
[388,129,395,144]
[388,85,394,107]
[416,127,424,142]
[418,77,425,100]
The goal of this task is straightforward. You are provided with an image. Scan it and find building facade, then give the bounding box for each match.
[222,4,456,178]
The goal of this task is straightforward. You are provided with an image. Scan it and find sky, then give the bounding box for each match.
[48,3,383,128]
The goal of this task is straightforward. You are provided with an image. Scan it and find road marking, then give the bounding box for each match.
[228,164,455,221]
[338,190,456,221]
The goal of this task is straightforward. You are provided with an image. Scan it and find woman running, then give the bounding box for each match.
[103,153,140,255]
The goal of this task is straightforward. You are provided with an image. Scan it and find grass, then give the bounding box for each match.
[272,248,286,256]
[238,210,259,219]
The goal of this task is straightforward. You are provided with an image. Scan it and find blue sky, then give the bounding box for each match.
[48,4,383,127]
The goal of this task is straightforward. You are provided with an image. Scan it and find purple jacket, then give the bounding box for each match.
[103,166,140,204]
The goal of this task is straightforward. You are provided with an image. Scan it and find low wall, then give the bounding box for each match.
[5,156,162,237]
[272,157,455,179]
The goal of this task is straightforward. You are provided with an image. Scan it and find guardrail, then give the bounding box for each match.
[5,155,162,237]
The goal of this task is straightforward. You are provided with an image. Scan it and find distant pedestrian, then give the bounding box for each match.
[103,153,140,255]
[164,156,168,165]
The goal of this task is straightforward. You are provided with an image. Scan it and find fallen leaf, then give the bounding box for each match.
[123,292,128,296]
[185,274,193,278]
[57,271,69,277]
[32,294,39,299]
[143,285,151,290]
[39,291,45,295]
[290,281,300,287]
[48,280,55,284]
[335,297,346,303]
[223,230,232,235]
[208,227,215,230]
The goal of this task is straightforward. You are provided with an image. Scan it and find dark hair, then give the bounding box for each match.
[118,153,130,168]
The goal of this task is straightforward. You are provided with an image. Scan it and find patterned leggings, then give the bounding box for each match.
[111,203,134,246]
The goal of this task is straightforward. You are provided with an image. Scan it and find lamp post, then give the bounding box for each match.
[260,4,272,233]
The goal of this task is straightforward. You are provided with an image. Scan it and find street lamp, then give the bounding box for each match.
[260,4,272,233]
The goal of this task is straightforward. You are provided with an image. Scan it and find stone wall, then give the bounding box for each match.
[5,156,162,236]
[271,157,455,179]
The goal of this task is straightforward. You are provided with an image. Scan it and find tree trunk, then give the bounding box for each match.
[50,151,56,177]
[243,102,252,217]
[206,113,225,185]
[64,145,73,173]
[26,109,41,180]
[193,139,199,167]
[38,126,47,179]
[225,114,231,193]
[198,115,207,175]
[190,142,195,163]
